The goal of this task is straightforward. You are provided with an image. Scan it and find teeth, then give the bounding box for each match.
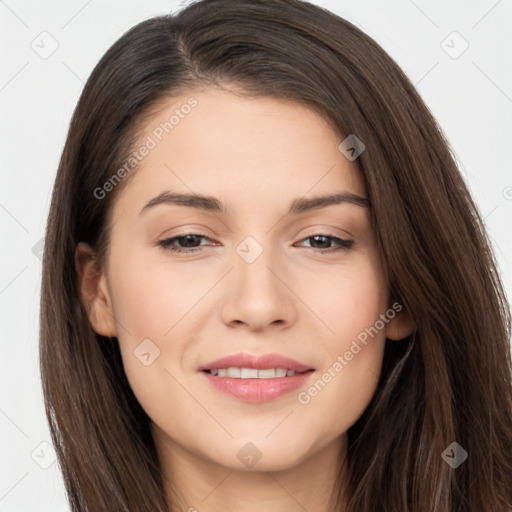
[207,367,300,378]
[241,367,258,378]
[227,367,241,378]
[257,368,276,378]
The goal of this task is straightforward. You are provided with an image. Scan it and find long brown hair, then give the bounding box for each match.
[39,0,512,510]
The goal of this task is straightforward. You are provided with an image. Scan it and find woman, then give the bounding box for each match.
[39,0,512,510]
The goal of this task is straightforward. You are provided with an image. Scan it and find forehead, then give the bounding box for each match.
[112,88,366,219]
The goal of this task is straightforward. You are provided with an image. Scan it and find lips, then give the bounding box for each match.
[198,352,315,403]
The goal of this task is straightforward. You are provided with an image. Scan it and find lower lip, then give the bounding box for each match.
[201,370,314,403]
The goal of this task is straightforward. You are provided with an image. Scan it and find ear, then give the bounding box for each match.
[385,303,415,341]
[75,242,117,337]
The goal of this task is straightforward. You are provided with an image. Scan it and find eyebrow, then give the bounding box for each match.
[139,190,370,217]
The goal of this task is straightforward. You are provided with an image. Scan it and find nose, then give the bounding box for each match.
[219,238,297,333]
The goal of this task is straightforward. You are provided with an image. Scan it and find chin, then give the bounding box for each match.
[205,439,313,472]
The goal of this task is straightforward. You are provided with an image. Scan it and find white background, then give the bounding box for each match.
[1,0,511,510]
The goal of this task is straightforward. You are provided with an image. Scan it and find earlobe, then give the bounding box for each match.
[385,308,415,341]
[75,242,117,337]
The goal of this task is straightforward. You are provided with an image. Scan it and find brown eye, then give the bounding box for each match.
[158,233,212,253]
[295,234,354,253]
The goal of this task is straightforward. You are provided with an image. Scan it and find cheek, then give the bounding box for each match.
[296,258,388,428]
[306,256,388,343]
[299,321,386,444]
[106,249,202,405]
[109,246,209,341]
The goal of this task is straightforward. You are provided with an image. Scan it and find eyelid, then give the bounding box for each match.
[294,223,355,239]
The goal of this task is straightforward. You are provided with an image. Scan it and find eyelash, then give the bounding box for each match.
[157,233,354,255]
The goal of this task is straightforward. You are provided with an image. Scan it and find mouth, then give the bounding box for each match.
[203,367,312,378]
[198,352,315,403]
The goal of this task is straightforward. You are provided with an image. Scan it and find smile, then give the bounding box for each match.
[205,367,304,378]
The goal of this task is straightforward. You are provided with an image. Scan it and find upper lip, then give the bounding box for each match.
[198,352,314,373]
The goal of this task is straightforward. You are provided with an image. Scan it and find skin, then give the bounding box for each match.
[77,87,414,512]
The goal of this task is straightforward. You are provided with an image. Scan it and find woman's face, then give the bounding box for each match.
[78,87,411,472]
